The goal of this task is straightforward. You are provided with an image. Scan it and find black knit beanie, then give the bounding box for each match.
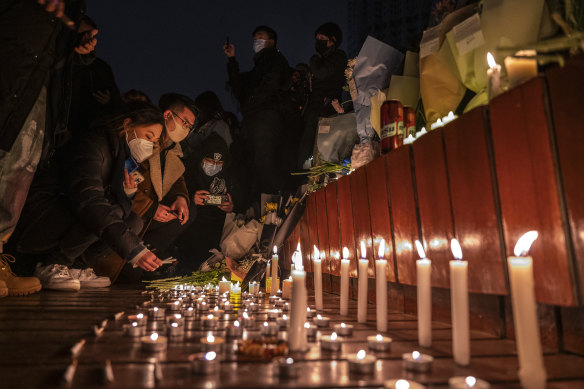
[315,22,342,48]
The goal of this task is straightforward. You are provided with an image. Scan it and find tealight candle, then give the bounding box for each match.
[197,301,209,311]
[276,314,289,328]
[220,300,232,312]
[268,295,280,305]
[218,276,231,294]
[320,332,342,352]
[402,351,433,372]
[305,307,316,319]
[182,307,195,318]
[282,302,290,312]
[149,307,165,320]
[268,309,283,320]
[190,351,220,375]
[167,321,183,337]
[168,300,181,311]
[313,314,330,328]
[124,321,144,337]
[384,379,426,389]
[333,322,353,336]
[203,314,219,329]
[448,376,490,389]
[275,356,298,378]
[348,349,376,374]
[240,312,256,328]
[367,334,392,351]
[274,298,285,308]
[200,334,224,353]
[127,313,148,326]
[227,320,243,337]
[261,321,279,337]
[304,322,317,337]
[141,332,167,353]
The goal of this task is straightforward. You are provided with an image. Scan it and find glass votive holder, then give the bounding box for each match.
[367,334,392,352]
[402,351,433,372]
[274,298,285,308]
[333,322,353,336]
[306,307,316,318]
[168,300,181,311]
[190,352,220,375]
[348,350,376,375]
[182,306,195,318]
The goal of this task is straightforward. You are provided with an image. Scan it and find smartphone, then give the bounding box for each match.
[124,157,139,174]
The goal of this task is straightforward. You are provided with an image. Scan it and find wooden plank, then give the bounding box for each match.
[386,146,419,285]
[489,76,575,306]
[365,155,396,282]
[348,166,374,277]
[443,106,507,295]
[412,127,455,289]
[336,175,357,277]
[545,55,584,300]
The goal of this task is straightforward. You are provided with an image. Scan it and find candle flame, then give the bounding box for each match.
[264,322,268,327]
[514,231,538,256]
[395,379,410,389]
[286,357,294,364]
[293,249,304,271]
[234,321,240,327]
[317,314,322,320]
[188,307,193,311]
[205,351,217,361]
[207,334,215,343]
[283,314,287,320]
[273,245,278,255]
[222,276,227,282]
[174,301,179,305]
[415,240,426,259]
[171,322,178,328]
[207,314,213,320]
[132,322,138,327]
[296,242,301,251]
[331,332,338,341]
[307,307,311,312]
[465,376,477,387]
[412,351,421,360]
[153,307,158,312]
[150,333,159,341]
[487,52,496,69]
[313,245,320,260]
[174,313,181,319]
[341,323,346,328]
[360,241,366,259]
[342,247,349,259]
[243,312,249,319]
[356,350,366,360]
[304,322,310,328]
[451,239,463,260]
[378,239,385,259]
[137,313,144,319]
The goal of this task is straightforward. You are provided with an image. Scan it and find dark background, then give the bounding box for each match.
[86,0,348,115]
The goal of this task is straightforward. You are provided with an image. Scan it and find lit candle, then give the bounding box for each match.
[333,322,353,336]
[271,246,279,296]
[320,331,342,351]
[450,239,470,366]
[487,52,502,99]
[124,321,144,337]
[190,351,220,375]
[275,356,299,378]
[508,231,546,389]
[348,349,376,375]
[227,320,243,337]
[313,314,330,328]
[203,313,219,329]
[149,306,165,320]
[276,314,289,328]
[340,247,350,316]
[167,321,183,337]
[200,334,225,353]
[376,239,388,332]
[384,379,426,389]
[141,332,167,353]
[402,350,433,372]
[261,321,279,336]
[127,313,147,326]
[448,376,490,389]
[415,240,432,347]
[304,321,317,337]
[266,261,271,294]
[289,249,307,351]
[218,276,230,294]
[367,333,392,351]
[268,309,282,320]
[313,246,323,311]
[306,306,316,318]
[168,300,181,311]
[504,50,537,89]
[358,241,368,323]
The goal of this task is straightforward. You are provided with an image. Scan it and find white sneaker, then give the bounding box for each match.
[69,268,111,288]
[34,264,80,291]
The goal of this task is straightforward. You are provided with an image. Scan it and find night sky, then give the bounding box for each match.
[86,0,348,115]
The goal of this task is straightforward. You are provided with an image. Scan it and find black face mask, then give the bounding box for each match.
[315,39,330,55]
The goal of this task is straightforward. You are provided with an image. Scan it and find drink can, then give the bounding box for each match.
[403,106,416,138]
[380,100,404,153]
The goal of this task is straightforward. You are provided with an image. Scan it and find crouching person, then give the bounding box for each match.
[13,102,165,291]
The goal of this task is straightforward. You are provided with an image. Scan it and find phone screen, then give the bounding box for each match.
[125,157,139,174]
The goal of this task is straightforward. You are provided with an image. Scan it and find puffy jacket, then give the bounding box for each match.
[64,127,144,260]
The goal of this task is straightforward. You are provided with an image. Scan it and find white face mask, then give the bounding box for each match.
[253,39,266,53]
[167,116,189,143]
[127,129,154,163]
[202,161,222,176]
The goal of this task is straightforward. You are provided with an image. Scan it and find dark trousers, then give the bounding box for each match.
[297,106,321,168]
[142,217,190,259]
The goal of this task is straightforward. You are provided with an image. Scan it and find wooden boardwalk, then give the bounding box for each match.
[1,287,583,388]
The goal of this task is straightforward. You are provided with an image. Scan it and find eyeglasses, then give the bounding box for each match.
[171,111,195,132]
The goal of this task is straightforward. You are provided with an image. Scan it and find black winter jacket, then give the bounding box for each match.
[308,48,347,112]
[64,128,144,260]
[227,47,291,116]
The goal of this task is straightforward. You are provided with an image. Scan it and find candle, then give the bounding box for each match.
[358,241,369,323]
[376,239,388,332]
[384,379,426,389]
[415,240,432,347]
[218,276,230,294]
[340,247,350,316]
[149,307,165,320]
[289,251,308,351]
[127,313,147,326]
[348,349,376,374]
[450,239,470,366]
[367,334,392,351]
[167,321,183,337]
[276,314,289,329]
[268,309,282,320]
[402,351,433,372]
[313,246,323,311]
[124,321,144,337]
[504,50,537,89]
[266,261,271,293]
[333,322,353,336]
[320,332,342,351]
[313,314,330,328]
[200,334,225,353]
[182,306,195,318]
[508,231,546,389]
[486,52,502,99]
[203,314,219,329]
[141,332,167,353]
[304,322,317,337]
[190,351,220,375]
[227,320,243,337]
[197,300,208,312]
[261,321,279,336]
[240,311,255,328]
[448,376,490,389]
[281,277,292,299]
[271,246,279,296]
[306,306,316,318]
[275,356,298,378]
[168,300,181,311]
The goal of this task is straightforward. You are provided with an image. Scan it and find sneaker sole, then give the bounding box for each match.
[80,281,111,288]
[7,284,42,296]
[43,281,80,292]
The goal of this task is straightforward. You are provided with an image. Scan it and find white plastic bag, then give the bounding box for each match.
[220,215,263,259]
